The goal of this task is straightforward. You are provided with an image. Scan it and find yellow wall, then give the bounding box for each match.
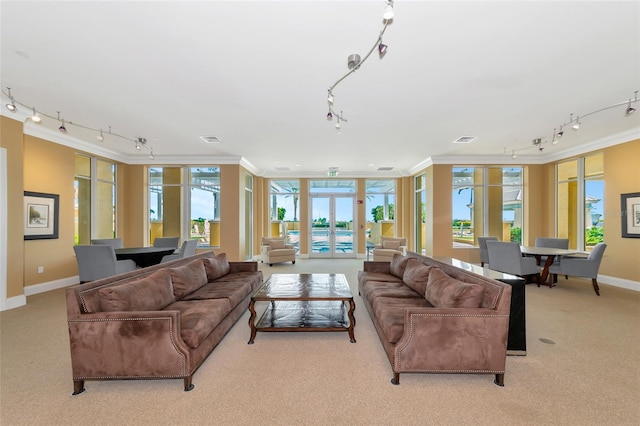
[600,139,640,281]
[22,135,77,286]
[0,116,25,298]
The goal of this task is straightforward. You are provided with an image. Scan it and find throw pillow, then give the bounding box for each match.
[270,239,286,249]
[402,258,433,295]
[389,254,410,279]
[382,240,401,250]
[98,269,175,312]
[204,253,231,281]
[168,258,208,299]
[425,268,485,308]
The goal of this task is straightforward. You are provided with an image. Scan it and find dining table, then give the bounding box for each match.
[114,247,176,268]
[519,246,577,286]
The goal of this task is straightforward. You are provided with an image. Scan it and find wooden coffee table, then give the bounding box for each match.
[248,273,356,344]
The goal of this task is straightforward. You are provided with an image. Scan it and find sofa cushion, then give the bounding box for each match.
[203,253,230,281]
[425,268,485,308]
[167,258,208,299]
[389,254,410,279]
[213,271,264,293]
[382,240,401,250]
[402,258,434,296]
[98,269,175,312]
[270,239,286,249]
[181,281,253,309]
[361,281,424,305]
[163,299,232,349]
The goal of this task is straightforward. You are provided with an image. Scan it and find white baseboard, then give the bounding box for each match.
[598,274,639,292]
[1,294,27,311]
[23,276,79,296]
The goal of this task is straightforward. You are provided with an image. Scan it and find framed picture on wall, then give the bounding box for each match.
[24,191,59,240]
[621,192,640,238]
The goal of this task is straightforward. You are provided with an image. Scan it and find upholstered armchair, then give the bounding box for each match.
[160,239,198,263]
[534,237,569,266]
[372,237,407,262]
[73,245,136,283]
[261,237,296,266]
[478,236,499,267]
[153,236,180,250]
[486,241,540,284]
[549,242,607,295]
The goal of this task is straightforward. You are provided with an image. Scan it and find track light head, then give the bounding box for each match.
[59,119,67,133]
[511,150,517,159]
[626,100,636,115]
[347,54,361,70]
[383,1,394,20]
[378,43,388,57]
[30,107,41,123]
[5,87,17,112]
[326,111,333,120]
[97,129,104,142]
[327,92,334,105]
[572,117,580,130]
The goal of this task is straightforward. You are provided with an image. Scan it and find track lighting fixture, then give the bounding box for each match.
[325,1,393,129]
[511,150,517,159]
[149,149,154,160]
[627,102,636,115]
[556,126,564,139]
[5,88,17,112]
[30,107,41,123]
[1,88,155,155]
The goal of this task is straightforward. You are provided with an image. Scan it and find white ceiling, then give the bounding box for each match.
[1,1,639,177]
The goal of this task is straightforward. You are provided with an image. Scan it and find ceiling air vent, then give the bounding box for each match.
[200,135,221,144]
[377,166,394,171]
[275,167,290,172]
[453,136,476,144]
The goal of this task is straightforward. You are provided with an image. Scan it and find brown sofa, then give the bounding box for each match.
[66,251,262,395]
[358,252,512,386]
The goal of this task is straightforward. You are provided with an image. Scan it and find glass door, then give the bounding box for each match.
[309,194,355,258]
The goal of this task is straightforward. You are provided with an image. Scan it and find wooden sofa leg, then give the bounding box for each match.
[184,376,195,392]
[391,373,400,385]
[592,278,601,296]
[494,373,505,387]
[72,380,85,395]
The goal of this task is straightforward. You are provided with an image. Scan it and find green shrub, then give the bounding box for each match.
[586,226,604,245]
[510,227,521,243]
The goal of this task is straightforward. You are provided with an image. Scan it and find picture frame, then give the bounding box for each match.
[24,191,59,240]
[621,192,640,238]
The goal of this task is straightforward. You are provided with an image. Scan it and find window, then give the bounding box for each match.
[269,180,299,241]
[74,154,116,245]
[366,180,395,245]
[148,166,221,247]
[415,174,427,255]
[244,174,253,260]
[452,168,483,246]
[452,166,523,246]
[556,153,604,251]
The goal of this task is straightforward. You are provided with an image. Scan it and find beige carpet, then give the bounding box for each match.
[1,258,638,425]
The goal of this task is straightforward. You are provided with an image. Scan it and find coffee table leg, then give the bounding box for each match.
[248,299,257,344]
[347,299,356,343]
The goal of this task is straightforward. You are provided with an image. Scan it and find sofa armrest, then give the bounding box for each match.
[67,310,192,378]
[228,261,258,273]
[393,307,509,372]
[362,261,392,274]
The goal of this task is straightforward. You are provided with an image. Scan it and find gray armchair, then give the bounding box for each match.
[153,236,180,250]
[90,238,123,249]
[478,236,499,267]
[486,241,540,284]
[73,245,136,283]
[160,239,198,263]
[548,242,607,296]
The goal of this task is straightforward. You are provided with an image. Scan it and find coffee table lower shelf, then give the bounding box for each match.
[249,300,356,343]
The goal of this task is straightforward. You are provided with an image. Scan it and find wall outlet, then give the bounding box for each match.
[37,266,44,274]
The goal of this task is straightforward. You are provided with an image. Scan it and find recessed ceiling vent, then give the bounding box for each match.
[453,136,476,144]
[377,166,394,171]
[275,167,290,172]
[200,135,221,144]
